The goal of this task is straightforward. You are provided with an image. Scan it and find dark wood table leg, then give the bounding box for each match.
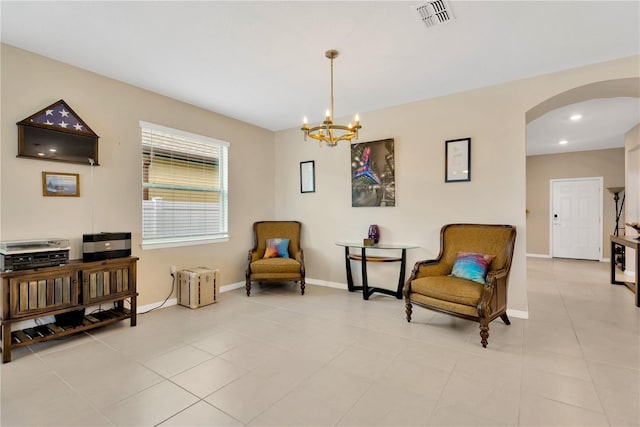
[611,241,627,286]
[395,249,407,299]
[361,247,369,300]
[610,236,639,307]
[611,240,617,284]
[345,246,355,292]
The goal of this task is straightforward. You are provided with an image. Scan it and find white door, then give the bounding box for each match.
[551,178,602,260]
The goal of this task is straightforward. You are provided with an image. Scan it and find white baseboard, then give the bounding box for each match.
[507,308,529,319]
[306,278,348,290]
[135,281,244,314]
[526,253,551,258]
[527,253,609,264]
[137,298,177,313]
[221,281,245,293]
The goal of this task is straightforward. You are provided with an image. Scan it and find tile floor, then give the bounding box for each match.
[1,257,638,426]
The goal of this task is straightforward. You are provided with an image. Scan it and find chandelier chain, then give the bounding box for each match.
[330,54,334,121]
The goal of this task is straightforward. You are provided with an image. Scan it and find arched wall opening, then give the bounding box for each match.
[525,78,640,265]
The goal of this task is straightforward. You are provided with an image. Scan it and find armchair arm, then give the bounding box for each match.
[477,268,509,318]
[404,258,448,298]
[249,250,261,263]
[297,249,305,276]
[485,269,508,284]
[410,259,450,280]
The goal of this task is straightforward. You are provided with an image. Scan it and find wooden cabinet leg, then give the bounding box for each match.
[130,294,137,327]
[2,323,12,363]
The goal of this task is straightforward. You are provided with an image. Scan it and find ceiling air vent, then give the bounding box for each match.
[417,0,455,28]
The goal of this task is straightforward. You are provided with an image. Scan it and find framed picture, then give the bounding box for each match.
[351,138,395,207]
[300,160,315,193]
[445,138,471,182]
[42,171,80,197]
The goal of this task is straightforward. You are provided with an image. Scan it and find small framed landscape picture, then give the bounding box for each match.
[42,171,80,197]
[445,138,471,183]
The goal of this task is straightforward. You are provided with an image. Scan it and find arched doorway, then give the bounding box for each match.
[525,78,640,264]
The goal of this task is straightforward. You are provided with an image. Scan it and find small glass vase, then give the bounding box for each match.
[368,225,380,244]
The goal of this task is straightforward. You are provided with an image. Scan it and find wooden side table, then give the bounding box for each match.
[610,235,639,307]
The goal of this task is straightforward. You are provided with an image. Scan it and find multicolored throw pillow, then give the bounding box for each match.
[263,238,290,259]
[450,252,495,284]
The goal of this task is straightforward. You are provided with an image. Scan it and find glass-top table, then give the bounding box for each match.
[335,242,419,300]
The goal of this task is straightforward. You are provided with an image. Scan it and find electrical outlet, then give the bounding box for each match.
[170,265,177,275]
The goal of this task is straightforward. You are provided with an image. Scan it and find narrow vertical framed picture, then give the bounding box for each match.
[300,160,315,193]
[42,171,80,197]
[445,138,471,183]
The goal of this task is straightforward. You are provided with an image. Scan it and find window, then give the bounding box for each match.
[140,121,228,249]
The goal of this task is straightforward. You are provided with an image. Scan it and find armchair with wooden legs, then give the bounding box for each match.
[403,223,517,348]
[245,221,305,297]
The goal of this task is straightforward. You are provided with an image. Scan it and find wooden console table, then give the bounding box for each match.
[610,235,639,307]
[336,242,418,300]
[1,256,138,363]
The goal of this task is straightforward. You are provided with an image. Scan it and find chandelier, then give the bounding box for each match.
[301,49,361,147]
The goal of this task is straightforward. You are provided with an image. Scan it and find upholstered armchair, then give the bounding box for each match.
[245,221,305,296]
[404,223,517,347]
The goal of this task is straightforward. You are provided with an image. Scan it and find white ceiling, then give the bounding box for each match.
[2,1,639,154]
[527,97,640,156]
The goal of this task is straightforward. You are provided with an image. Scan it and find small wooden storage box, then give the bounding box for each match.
[177,268,218,309]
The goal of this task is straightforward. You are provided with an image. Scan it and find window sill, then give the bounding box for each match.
[142,236,229,250]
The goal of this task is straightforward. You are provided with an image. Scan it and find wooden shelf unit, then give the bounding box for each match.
[610,235,639,307]
[1,256,138,363]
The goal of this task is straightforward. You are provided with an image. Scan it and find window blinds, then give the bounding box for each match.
[140,121,228,248]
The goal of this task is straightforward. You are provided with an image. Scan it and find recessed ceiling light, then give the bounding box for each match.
[48,148,57,152]
[37,152,45,156]
[559,140,568,145]
[570,114,582,121]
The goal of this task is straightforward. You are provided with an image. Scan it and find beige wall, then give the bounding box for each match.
[274,55,640,315]
[526,148,625,258]
[1,44,276,306]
